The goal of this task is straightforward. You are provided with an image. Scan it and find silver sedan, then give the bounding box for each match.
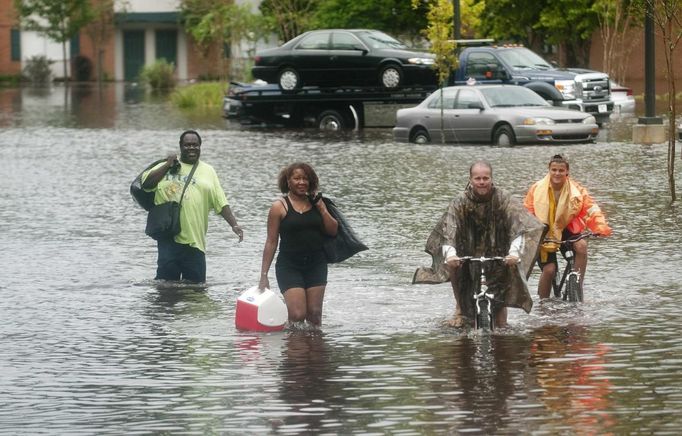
[393,84,599,145]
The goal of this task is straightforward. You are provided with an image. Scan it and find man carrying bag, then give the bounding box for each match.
[139,130,244,283]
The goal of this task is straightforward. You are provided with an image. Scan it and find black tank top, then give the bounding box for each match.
[279,196,325,254]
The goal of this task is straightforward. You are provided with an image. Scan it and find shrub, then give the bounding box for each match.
[139,59,176,90]
[170,82,225,110]
[23,55,53,84]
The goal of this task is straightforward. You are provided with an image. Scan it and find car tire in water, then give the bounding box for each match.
[278,67,301,91]
[566,273,581,303]
[410,128,431,144]
[493,124,515,146]
[379,64,402,89]
[317,110,352,131]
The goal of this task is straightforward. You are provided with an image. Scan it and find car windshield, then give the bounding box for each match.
[480,87,550,107]
[497,48,552,70]
[356,31,407,49]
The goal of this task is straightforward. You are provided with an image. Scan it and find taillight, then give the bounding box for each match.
[254,56,261,65]
[626,88,633,96]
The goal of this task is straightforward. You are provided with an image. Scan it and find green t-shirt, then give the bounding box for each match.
[143,160,228,253]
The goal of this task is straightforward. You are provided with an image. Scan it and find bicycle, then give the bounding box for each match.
[544,231,598,303]
[459,256,506,330]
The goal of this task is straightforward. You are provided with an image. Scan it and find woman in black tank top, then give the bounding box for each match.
[258,163,338,326]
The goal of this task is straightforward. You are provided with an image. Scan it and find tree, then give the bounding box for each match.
[475,0,547,53]
[182,0,268,81]
[259,0,318,42]
[476,0,602,67]
[14,0,94,82]
[83,0,117,85]
[312,0,428,43]
[413,0,458,144]
[640,0,682,201]
[538,0,601,67]
[593,0,644,84]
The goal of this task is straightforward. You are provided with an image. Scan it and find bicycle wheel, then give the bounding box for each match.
[566,273,581,303]
[475,300,493,330]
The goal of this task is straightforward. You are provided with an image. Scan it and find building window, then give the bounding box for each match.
[11,29,21,61]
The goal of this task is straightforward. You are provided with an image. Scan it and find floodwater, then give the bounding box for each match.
[1,83,681,434]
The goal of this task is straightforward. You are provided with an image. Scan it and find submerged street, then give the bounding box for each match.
[1,84,681,434]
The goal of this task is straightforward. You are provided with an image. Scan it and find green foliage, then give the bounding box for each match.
[23,55,53,84]
[139,60,177,90]
[170,82,226,109]
[182,0,269,56]
[312,0,428,41]
[13,0,93,44]
[258,0,318,42]
[476,0,602,66]
[412,0,458,86]
[0,75,22,87]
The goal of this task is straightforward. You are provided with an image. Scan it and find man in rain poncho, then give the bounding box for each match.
[413,161,545,327]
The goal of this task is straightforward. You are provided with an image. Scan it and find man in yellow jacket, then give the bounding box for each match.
[524,154,612,299]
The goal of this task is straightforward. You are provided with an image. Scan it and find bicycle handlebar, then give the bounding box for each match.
[543,231,602,245]
[459,256,506,262]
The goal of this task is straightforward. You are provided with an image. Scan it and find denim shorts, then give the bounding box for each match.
[275,250,328,292]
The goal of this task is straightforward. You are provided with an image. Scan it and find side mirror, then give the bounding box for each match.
[468,101,484,110]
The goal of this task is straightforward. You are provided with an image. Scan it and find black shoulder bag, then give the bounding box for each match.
[130,159,165,211]
[321,197,368,263]
[144,161,198,241]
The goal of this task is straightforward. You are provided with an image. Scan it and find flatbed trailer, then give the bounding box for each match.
[223,82,437,130]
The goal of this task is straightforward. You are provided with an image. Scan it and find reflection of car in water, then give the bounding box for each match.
[252,29,438,91]
[393,84,599,145]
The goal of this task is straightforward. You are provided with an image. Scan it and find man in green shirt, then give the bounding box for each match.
[143,130,243,282]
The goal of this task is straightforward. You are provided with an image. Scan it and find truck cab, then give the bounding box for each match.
[451,42,613,124]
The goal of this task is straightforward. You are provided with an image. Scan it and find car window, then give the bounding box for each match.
[427,90,457,109]
[296,32,331,50]
[497,48,552,70]
[480,86,549,107]
[454,89,482,109]
[465,52,502,78]
[355,30,406,50]
[331,32,366,51]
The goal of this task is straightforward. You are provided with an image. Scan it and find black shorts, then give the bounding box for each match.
[275,250,328,292]
[537,228,578,268]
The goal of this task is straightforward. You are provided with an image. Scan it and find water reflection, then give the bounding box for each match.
[528,325,617,432]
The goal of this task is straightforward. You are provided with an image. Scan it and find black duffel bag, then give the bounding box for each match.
[130,159,165,211]
[321,197,368,263]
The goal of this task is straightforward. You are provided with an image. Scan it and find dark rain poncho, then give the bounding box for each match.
[413,185,545,316]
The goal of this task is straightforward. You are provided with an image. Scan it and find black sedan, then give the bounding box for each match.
[252,29,437,91]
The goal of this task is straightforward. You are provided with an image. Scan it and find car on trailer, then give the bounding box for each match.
[252,29,438,91]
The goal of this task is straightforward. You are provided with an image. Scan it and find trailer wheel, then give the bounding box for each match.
[278,67,301,91]
[317,110,348,131]
[379,64,402,89]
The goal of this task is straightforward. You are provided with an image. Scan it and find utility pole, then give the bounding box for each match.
[632,1,664,144]
[453,0,460,40]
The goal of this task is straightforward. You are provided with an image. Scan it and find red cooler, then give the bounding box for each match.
[235,287,288,331]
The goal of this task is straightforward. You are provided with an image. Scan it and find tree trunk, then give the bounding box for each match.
[62,40,69,82]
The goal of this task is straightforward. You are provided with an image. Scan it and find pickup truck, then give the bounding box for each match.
[451,42,613,124]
